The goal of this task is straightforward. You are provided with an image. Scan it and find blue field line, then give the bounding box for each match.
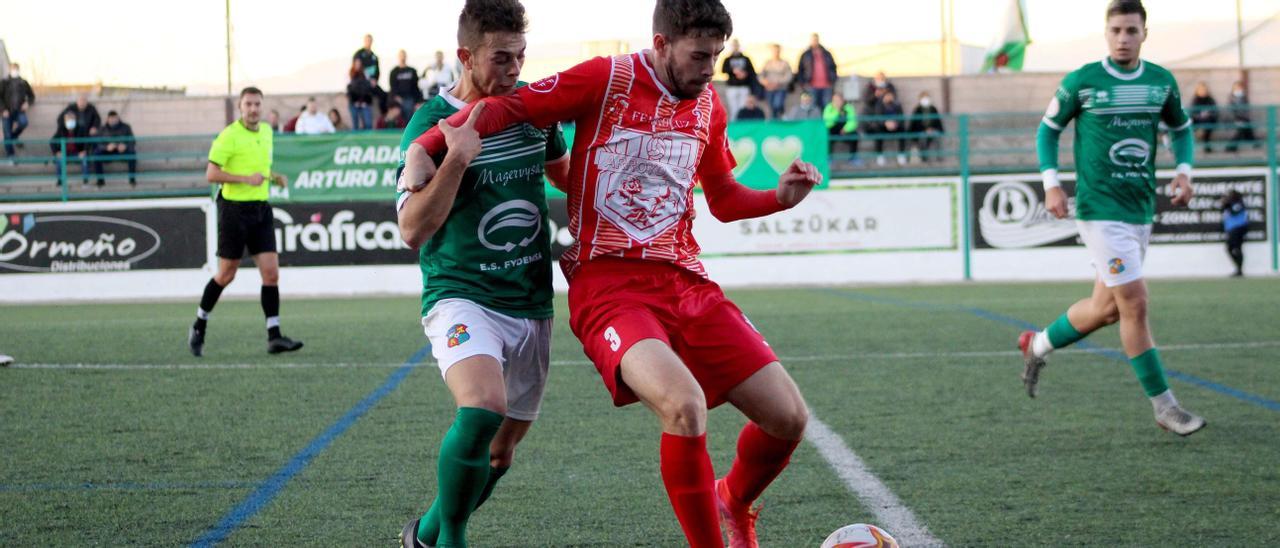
[189,344,433,548]
[0,481,257,493]
[817,288,1280,413]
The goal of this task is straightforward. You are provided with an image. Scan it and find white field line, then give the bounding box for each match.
[11,340,1279,370]
[806,412,946,547]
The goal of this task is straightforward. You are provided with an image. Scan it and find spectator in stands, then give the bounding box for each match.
[871,90,907,166]
[760,44,792,120]
[720,39,756,121]
[347,59,375,130]
[736,94,766,120]
[1225,81,1257,152]
[823,93,859,164]
[60,92,102,139]
[421,50,459,100]
[92,110,136,187]
[909,91,944,163]
[1,62,35,161]
[296,97,336,135]
[353,34,387,112]
[862,71,897,113]
[50,111,89,185]
[389,49,423,118]
[283,105,304,133]
[267,109,281,132]
[375,103,408,130]
[784,91,821,121]
[328,108,349,131]
[796,33,836,109]
[1188,82,1218,155]
[1221,190,1248,277]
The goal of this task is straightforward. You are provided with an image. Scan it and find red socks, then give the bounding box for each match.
[724,422,801,508]
[659,433,724,548]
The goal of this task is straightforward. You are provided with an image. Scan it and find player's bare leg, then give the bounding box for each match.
[620,339,723,548]
[188,257,240,357]
[716,363,808,548]
[1110,280,1205,435]
[406,356,509,548]
[253,252,301,353]
[1019,277,1116,396]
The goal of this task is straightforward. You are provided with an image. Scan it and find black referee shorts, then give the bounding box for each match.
[216,195,277,260]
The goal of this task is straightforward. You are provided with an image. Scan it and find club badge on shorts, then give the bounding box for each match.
[447,324,470,348]
[1108,258,1126,275]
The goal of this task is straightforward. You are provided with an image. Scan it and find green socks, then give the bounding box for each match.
[1129,348,1170,397]
[420,407,504,548]
[416,465,510,544]
[1045,313,1085,349]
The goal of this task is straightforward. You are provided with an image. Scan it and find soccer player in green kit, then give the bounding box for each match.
[1019,0,1205,436]
[394,1,570,546]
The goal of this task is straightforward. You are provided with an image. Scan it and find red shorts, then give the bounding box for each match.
[567,258,779,408]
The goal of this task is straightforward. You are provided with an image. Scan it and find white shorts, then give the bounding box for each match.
[421,298,552,421]
[1076,220,1152,287]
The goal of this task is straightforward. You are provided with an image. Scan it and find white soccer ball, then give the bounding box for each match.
[821,523,899,548]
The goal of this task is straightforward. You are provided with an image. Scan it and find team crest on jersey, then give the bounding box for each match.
[446,324,471,348]
[594,127,697,243]
[1108,258,1126,275]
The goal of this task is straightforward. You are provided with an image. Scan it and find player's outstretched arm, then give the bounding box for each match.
[398,103,486,249]
[413,94,530,159]
[700,160,821,223]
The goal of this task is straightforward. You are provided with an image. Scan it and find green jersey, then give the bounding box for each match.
[396,85,568,319]
[1042,58,1191,224]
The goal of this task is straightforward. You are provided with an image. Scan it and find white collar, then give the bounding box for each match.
[638,50,677,101]
[1102,57,1145,81]
[440,85,468,110]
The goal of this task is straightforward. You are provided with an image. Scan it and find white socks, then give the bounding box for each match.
[196,307,210,320]
[1151,390,1178,413]
[1031,331,1054,358]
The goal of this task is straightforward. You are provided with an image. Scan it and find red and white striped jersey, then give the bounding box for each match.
[516,51,736,279]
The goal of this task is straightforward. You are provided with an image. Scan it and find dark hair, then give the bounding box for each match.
[653,0,733,41]
[107,110,119,117]
[239,86,263,99]
[457,0,528,50]
[1106,0,1146,23]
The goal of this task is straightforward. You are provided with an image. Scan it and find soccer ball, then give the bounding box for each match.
[821,523,899,548]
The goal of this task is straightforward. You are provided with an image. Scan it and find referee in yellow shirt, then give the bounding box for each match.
[188,87,303,356]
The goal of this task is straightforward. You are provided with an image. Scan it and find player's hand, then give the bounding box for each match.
[271,173,288,188]
[1170,173,1193,207]
[1045,187,1068,219]
[246,173,266,186]
[440,101,485,164]
[401,144,438,193]
[776,159,822,208]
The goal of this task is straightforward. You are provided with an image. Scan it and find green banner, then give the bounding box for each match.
[270,119,829,202]
[270,131,402,203]
[551,118,829,197]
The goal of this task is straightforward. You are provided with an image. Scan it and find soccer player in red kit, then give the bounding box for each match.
[401,2,821,545]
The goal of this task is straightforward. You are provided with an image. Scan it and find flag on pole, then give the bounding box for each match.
[983,0,1031,73]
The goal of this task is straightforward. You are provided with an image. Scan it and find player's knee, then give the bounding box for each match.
[1097,302,1120,325]
[260,270,280,285]
[774,403,809,440]
[214,270,235,286]
[657,394,707,435]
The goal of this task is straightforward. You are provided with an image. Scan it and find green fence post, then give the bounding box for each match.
[58,139,68,202]
[959,114,972,281]
[1267,105,1277,272]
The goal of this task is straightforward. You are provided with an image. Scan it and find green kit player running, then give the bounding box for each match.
[394,1,570,547]
[1019,0,1205,436]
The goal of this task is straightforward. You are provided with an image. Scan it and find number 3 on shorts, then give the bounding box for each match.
[604,326,621,352]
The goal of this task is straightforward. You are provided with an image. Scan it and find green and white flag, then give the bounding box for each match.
[982,0,1030,73]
